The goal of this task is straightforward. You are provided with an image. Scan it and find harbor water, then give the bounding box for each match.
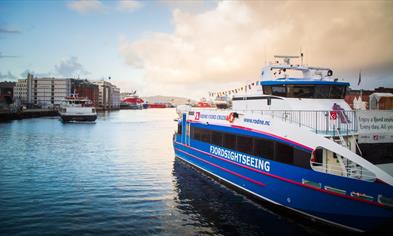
[0,109,380,235]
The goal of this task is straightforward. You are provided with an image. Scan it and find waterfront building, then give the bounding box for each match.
[72,79,99,107]
[111,86,120,109]
[369,93,393,110]
[0,81,15,100]
[30,75,72,108]
[14,79,28,104]
[14,74,72,108]
[93,80,120,110]
[0,81,16,110]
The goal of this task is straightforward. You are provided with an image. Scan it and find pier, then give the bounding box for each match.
[0,109,58,122]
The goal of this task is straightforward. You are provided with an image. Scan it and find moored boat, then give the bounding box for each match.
[59,94,97,122]
[213,95,231,109]
[148,103,167,108]
[173,55,393,232]
[196,98,212,108]
[121,92,144,109]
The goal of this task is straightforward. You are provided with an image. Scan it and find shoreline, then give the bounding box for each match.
[0,108,121,122]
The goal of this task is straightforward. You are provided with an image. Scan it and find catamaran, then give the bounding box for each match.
[173,55,393,232]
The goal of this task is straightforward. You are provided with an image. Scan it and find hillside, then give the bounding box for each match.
[142,95,196,106]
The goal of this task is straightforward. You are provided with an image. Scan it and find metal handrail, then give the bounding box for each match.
[310,161,376,181]
[238,109,357,136]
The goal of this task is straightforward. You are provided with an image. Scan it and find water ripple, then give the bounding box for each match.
[0,109,365,236]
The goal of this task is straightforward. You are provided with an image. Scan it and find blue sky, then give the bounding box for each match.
[1,1,392,98]
[0,0,186,85]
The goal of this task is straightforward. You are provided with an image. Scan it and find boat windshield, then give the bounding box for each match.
[263,84,347,99]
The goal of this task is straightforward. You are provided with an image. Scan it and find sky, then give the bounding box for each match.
[1,0,393,99]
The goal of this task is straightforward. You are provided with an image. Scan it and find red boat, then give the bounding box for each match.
[148,103,167,108]
[196,98,212,108]
[121,92,144,109]
[196,101,211,108]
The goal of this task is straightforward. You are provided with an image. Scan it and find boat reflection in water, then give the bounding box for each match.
[172,159,349,236]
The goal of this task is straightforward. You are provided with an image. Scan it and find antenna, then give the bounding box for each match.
[300,47,304,66]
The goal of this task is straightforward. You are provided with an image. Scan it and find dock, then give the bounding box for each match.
[0,109,59,122]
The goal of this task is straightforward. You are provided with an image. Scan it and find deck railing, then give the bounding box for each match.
[239,110,358,136]
[310,161,376,182]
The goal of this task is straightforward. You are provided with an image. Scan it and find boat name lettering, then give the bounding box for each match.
[209,145,270,172]
[243,118,271,126]
[200,114,227,120]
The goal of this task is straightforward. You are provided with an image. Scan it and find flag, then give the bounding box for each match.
[357,71,361,86]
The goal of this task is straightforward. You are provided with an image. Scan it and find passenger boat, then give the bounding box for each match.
[173,55,393,232]
[120,92,144,109]
[213,95,232,109]
[59,94,97,122]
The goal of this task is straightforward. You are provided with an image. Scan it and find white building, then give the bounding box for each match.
[14,74,72,108]
[14,79,28,104]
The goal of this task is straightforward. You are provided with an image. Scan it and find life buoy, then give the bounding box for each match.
[227,112,236,123]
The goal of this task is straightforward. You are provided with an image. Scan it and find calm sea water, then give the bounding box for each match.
[0,109,362,236]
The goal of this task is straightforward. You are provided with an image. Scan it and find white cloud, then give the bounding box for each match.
[117,0,142,12]
[0,71,18,80]
[119,1,393,98]
[55,57,89,77]
[67,0,105,14]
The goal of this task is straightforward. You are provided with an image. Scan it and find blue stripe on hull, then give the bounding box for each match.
[173,141,393,232]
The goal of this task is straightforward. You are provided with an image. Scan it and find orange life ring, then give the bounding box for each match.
[227,112,236,123]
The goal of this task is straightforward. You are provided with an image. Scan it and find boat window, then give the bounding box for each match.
[293,149,311,169]
[201,129,211,143]
[189,126,312,169]
[288,85,315,98]
[211,131,223,146]
[275,142,293,164]
[271,86,286,97]
[263,86,272,95]
[191,127,202,140]
[253,138,274,160]
[223,133,236,150]
[237,135,253,155]
[330,85,346,99]
[314,85,330,98]
[264,84,347,99]
[178,123,182,135]
[313,148,323,163]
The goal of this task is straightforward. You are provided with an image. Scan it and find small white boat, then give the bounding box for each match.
[59,94,97,122]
